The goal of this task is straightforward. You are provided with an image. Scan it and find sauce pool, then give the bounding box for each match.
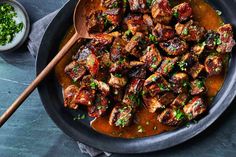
[55,0,227,138]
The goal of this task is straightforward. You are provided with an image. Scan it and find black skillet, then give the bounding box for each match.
[36,0,236,153]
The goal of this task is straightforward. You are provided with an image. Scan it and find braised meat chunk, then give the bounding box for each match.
[110,37,127,62]
[170,93,189,109]
[64,85,81,109]
[158,108,185,126]
[102,0,121,9]
[175,20,205,42]
[88,94,109,118]
[65,61,86,82]
[188,62,204,79]
[204,31,220,50]
[205,55,223,76]
[178,53,198,71]
[125,32,145,57]
[125,14,147,35]
[169,72,189,94]
[172,2,193,22]
[217,24,236,53]
[87,10,105,33]
[128,0,148,13]
[159,37,188,56]
[104,8,122,27]
[151,0,172,24]
[158,92,176,106]
[183,96,207,120]
[109,105,133,127]
[86,53,100,76]
[140,44,162,72]
[190,79,206,95]
[157,57,179,76]
[152,23,175,41]
[108,73,128,88]
[143,94,162,113]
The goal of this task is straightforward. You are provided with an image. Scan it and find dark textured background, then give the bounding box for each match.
[0,0,236,157]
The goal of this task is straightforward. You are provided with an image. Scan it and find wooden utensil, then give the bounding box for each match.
[0,0,98,127]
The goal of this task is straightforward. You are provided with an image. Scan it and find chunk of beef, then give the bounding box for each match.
[112,87,125,102]
[109,59,130,74]
[188,62,204,79]
[204,55,223,76]
[172,2,193,22]
[140,44,162,72]
[144,73,170,96]
[190,79,206,95]
[108,73,127,88]
[216,24,236,53]
[73,45,92,61]
[125,32,145,57]
[102,0,121,9]
[86,53,100,76]
[123,78,144,107]
[99,52,113,68]
[175,20,205,42]
[151,0,172,24]
[87,10,104,33]
[94,80,110,96]
[88,94,109,118]
[170,93,189,109]
[191,44,205,56]
[64,61,86,82]
[128,62,147,79]
[169,72,189,94]
[109,105,133,127]
[143,94,162,113]
[158,108,185,126]
[76,87,96,106]
[125,14,147,35]
[104,8,122,26]
[183,96,207,120]
[143,14,154,29]
[158,92,176,106]
[110,37,127,62]
[64,85,80,109]
[90,34,114,51]
[157,57,179,77]
[178,53,198,71]
[204,31,220,50]
[159,37,188,56]
[128,0,148,13]
[152,23,175,42]
[81,75,93,87]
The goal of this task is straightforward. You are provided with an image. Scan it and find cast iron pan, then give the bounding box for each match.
[36,0,236,153]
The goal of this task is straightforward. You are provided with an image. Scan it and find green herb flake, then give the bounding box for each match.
[174,109,185,120]
[114,73,122,78]
[90,80,98,89]
[149,34,158,44]
[151,64,157,69]
[125,29,132,37]
[73,114,86,121]
[173,11,179,18]
[216,10,222,16]
[0,3,24,46]
[182,28,188,35]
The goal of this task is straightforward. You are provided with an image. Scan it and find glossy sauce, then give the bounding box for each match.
[55,0,226,138]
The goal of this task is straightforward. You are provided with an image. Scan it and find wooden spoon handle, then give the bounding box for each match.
[0,33,79,127]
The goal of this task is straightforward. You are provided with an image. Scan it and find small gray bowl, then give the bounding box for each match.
[0,0,30,53]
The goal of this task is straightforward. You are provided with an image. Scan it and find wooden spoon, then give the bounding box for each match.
[0,0,99,127]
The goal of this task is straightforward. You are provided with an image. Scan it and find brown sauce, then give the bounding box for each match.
[55,0,226,138]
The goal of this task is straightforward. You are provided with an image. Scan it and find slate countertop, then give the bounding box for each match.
[0,0,236,157]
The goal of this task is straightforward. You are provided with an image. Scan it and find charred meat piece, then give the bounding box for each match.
[169,72,189,94]
[175,20,205,42]
[123,78,144,106]
[64,61,86,82]
[172,2,193,22]
[109,59,130,74]
[152,23,175,42]
[183,96,207,120]
[99,52,113,68]
[89,34,114,51]
[140,44,162,72]
[87,10,105,33]
[178,53,198,71]
[128,0,148,13]
[204,31,220,50]
[104,8,122,26]
[157,57,179,77]
[76,87,96,106]
[143,94,162,113]
[191,44,205,56]
[108,73,128,88]
[158,92,176,106]
[73,45,92,61]
[216,24,236,53]
[102,0,121,9]
[64,85,80,109]
[110,37,127,62]
[159,37,188,56]
[144,73,170,96]
[128,62,147,79]
[170,93,189,109]
[81,75,93,87]
[190,79,206,95]
[112,87,125,102]
[109,105,133,127]
[125,14,147,35]
[188,62,204,79]
[86,53,100,76]
[158,108,185,126]
[88,94,109,118]
[151,0,172,24]
[143,14,154,29]
[204,55,223,76]
[125,32,144,57]
[94,80,110,96]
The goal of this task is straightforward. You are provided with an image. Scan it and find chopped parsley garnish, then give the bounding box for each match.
[146,0,154,8]
[0,3,24,46]
[125,29,132,37]
[73,114,86,121]
[178,61,188,71]
[114,73,122,78]
[115,118,127,127]
[182,28,189,35]
[214,37,222,45]
[173,11,179,18]
[149,34,158,44]
[90,80,98,89]
[216,10,222,16]
[153,57,157,62]
[111,2,119,8]
[174,109,185,120]
[151,64,157,69]
[195,80,204,88]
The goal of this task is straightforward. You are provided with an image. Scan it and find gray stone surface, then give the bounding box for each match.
[0,0,236,157]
